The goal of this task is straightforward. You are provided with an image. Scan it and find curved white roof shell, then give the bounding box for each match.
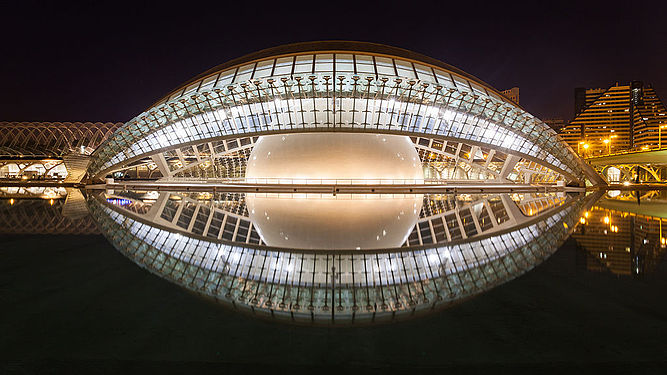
[88,41,603,185]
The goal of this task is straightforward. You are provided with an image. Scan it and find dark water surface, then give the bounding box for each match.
[1,191,667,373]
[2,236,667,373]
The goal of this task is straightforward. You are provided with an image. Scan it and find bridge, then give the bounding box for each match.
[586,149,667,184]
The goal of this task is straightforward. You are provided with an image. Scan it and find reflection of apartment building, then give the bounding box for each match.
[560,82,667,154]
[573,205,667,277]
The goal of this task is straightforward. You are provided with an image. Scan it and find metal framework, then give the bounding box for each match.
[0,122,121,158]
[88,189,593,324]
[88,42,601,185]
[107,134,566,185]
[103,189,568,250]
[0,122,122,181]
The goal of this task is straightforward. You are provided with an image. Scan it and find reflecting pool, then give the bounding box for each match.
[9,187,666,325]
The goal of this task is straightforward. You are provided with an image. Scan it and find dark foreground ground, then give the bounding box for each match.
[1,235,666,374]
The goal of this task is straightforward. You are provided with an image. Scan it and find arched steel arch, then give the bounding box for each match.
[88,42,602,186]
[0,122,122,158]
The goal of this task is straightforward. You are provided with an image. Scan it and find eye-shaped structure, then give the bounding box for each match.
[88,41,603,186]
[84,42,604,325]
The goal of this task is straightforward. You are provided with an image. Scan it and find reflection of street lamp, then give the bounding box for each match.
[582,142,590,156]
[603,139,610,154]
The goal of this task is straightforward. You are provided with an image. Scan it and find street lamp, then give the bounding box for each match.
[603,139,610,154]
[659,125,667,150]
[609,135,617,153]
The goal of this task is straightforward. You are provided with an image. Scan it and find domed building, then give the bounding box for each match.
[79,42,603,324]
[88,41,602,187]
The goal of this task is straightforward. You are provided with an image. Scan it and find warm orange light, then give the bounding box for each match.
[584,212,589,218]
[603,216,610,224]
[603,139,610,144]
[583,143,590,150]
[580,217,586,224]
[9,199,14,205]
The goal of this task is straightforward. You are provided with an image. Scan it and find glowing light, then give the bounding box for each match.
[603,216,610,224]
[107,198,132,206]
[580,217,586,224]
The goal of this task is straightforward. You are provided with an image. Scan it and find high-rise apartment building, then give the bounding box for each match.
[501,87,520,105]
[543,117,565,133]
[560,81,667,155]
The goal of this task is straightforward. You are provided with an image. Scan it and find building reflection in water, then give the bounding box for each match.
[0,187,98,235]
[4,187,667,323]
[84,188,593,324]
[573,190,667,277]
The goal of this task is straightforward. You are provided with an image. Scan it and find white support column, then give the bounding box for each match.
[150,154,171,180]
[499,155,520,180]
[470,203,483,234]
[442,217,452,241]
[483,199,498,228]
[469,146,480,163]
[145,192,169,222]
[186,203,201,232]
[454,209,467,239]
[202,204,215,237]
[500,194,524,225]
[484,150,496,169]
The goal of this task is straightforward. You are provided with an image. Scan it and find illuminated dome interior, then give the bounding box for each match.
[245,133,424,183]
[247,193,422,250]
[245,132,424,249]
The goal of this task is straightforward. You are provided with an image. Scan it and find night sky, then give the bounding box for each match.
[1,1,665,123]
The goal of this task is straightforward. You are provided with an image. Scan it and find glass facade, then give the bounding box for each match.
[88,45,599,185]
